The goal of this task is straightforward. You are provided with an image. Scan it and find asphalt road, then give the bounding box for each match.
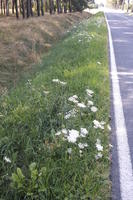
[106,11,133,200]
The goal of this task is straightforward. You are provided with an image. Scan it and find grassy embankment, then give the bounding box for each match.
[0,12,111,199]
[0,12,89,93]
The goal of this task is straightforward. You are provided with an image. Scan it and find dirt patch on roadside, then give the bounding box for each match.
[0,12,91,94]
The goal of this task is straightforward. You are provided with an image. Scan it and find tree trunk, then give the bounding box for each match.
[127,0,130,12]
[56,0,59,13]
[1,0,3,14]
[49,0,52,14]
[44,0,48,12]
[36,0,40,16]
[41,0,44,15]
[68,0,72,12]
[14,0,19,18]
[3,0,5,14]
[12,0,15,14]
[6,0,9,15]
[26,0,30,17]
[21,0,25,18]
[30,0,33,16]
[63,0,67,13]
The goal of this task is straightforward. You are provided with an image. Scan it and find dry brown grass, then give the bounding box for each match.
[0,12,90,93]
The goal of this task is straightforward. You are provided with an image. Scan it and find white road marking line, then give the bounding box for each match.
[112,72,133,76]
[105,13,133,200]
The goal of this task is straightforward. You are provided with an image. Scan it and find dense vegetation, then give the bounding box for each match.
[0,0,89,18]
[0,13,111,199]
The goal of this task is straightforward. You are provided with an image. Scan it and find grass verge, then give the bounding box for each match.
[0,12,111,199]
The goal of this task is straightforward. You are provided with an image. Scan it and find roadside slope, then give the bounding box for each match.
[0,12,111,199]
[0,12,90,93]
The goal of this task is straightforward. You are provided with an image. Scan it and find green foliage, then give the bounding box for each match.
[71,0,88,11]
[11,163,47,198]
[0,13,110,200]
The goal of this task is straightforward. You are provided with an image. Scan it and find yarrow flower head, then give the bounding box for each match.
[55,129,68,136]
[77,102,86,108]
[107,124,111,131]
[67,129,80,143]
[52,79,67,85]
[64,109,77,119]
[91,106,98,113]
[96,139,103,151]
[78,142,88,149]
[87,100,94,107]
[80,128,88,137]
[97,61,101,65]
[93,120,104,129]
[68,95,79,104]
[86,89,94,97]
[4,156,11,163]
[67,148,72,154]
[95,152,103,160]
[43,90,50,95]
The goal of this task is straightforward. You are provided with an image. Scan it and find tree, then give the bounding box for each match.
[71,0,88,11]
[14,0,19,18]
[41,0,44,15]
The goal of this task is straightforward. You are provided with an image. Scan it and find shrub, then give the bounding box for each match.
[71,0,88,11]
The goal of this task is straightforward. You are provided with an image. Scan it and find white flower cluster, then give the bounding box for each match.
[93,120,105,130]
[67,88,98,113]
[4,156,11,163]
[64,109,77,119]
[95,139,103,160]
[52,79,67,86]
[55,128,89,154]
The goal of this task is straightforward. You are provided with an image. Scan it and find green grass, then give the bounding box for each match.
[0,12,111,199]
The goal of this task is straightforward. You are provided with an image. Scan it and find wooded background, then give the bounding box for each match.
[0,0,89,18]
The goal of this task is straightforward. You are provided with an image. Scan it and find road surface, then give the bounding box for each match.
[106,11,133,200]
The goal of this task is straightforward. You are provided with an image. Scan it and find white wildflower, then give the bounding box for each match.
[80,128,88,137]
[91,106,98,112]
[52,79,60,83]
[55,131,62,136]
[52,79,67,85]
[78,143,88,149]
[60,81,67,85]
[79,150,83,154]
[73,95,78,99]
[77,102,86,108]
[64,109,77,119]
[109,144,113,148]
[101,121,106,125]
[68,95,79,104]
[55,129,68,136]
[107,125,111,131]
[93,120,104,129]
[96,144,103,151]
[67,129,79,143]
[97,61,101,65]
[96,139,103,151]
[87,100,94,107]
[86,89,94,97]
[95,152,103,160]
[62,129,68,135]
[67,148,72,154]
[43,90,49,95]
[4,156,11,163]
[78,39,82,42]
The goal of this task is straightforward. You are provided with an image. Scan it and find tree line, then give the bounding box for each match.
[112,0,133,11]
[0,0,89,19]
